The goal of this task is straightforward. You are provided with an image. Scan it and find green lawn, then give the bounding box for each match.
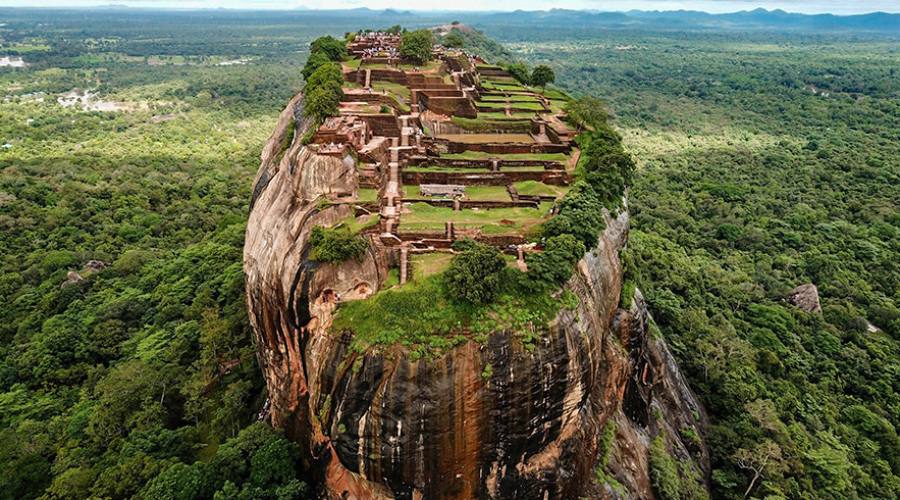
[340,213,380,234]
[450,116,532,132]
[477,111,536,120]
[343,58,362,70]
[331,273,566,357]
[404,165,487,173]
[401,202,551,234]
[482,80,526,91]
[411,252,454,281]
[513,180,570,198]
[477,101,511,109]
[480,95,541,103]
[502,165,547,172]
[356,188,379,203]
[464,185,512,201]
[504,102,546,111]
[371,80,411,100]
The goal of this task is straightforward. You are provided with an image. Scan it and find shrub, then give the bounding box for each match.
[542,181,607,248]
[308,227,368,263]
[445,242,506,304]
[649,436,681,500]
[522,234,585,292]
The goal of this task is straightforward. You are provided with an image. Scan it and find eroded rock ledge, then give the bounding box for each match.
[245,32,709,499]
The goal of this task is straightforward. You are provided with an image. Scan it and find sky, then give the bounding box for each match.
[2,0,898,14]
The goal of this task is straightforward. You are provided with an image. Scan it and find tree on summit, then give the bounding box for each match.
[445,241,505,305]
[530,65,556,89]
[400,29,434,65]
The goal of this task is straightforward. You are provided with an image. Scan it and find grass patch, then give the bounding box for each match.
[480,95,541,103]
[411,252,453,281]
[476,101,511,109]
[401,202,551,235]
[510,102,546,111]
[450,116,532,132]
[356,188,379,203]
[482,80,526,91]
[337,213,379,234]
[477,111,536,120]
[502,165,547,172]
[332,272,568,356]
[439,133,534,144]
[513,180,570,198]
[464,185,512,201]
[538,87,571,100]
[383,268,400,289]
[343,58,362,70]
[371,80,411,101]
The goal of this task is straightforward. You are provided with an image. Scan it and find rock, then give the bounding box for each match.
[787,283,822,313]
[62,271,83,287]
[84,260,106,272]
[244,96,710,499]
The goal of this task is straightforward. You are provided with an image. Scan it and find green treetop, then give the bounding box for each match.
[400,29,435,65]
[530,64,556,89]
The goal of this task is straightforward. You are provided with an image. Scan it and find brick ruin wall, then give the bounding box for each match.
[418,94,478,118]
[401,170,569,186]
[443,142,571,155]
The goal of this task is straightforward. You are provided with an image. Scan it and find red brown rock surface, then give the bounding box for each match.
[244,95,709,499]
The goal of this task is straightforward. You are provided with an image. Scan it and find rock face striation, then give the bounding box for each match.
[245,32,709,499]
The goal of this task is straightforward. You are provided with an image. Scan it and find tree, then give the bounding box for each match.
[301,51,330,81]
[522,234,585,292]
[140,463,209,500]
[443,31,465,49]
[734,439,787,498]
[303,36,347,81]
[564,96,609,131]
[530,64,556,89]
[308,35,346,62]
[400,29,434,65]
[445,242,506,304]
[303,63,344,122]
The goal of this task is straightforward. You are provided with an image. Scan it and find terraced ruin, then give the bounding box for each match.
[308,31,578,284]
[245,29,709,500]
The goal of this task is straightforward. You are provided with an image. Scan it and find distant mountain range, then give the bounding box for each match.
[6,6,899,33]
[290,7,900,33]
[462,8,900,32]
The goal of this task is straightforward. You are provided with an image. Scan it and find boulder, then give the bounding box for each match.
[787,283,822,313]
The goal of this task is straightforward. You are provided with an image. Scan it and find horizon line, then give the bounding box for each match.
[1,5,898,16]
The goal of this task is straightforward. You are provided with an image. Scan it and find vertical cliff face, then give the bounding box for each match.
[244,97,709,499]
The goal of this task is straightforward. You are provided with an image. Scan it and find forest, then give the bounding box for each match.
[1,8,898,499]
[505,24,900,499]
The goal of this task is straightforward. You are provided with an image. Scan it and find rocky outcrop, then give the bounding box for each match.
[244,98,709,499]
[787,283,822,313]
[593,289,710,499]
